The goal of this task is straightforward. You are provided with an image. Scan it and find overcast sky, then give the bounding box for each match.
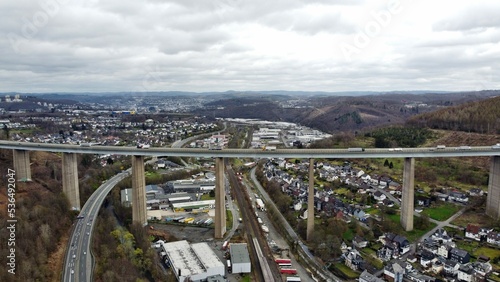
[1,0,499,93]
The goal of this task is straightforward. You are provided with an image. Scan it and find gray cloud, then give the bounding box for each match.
[0,0,499,93]
[433,5,500,32]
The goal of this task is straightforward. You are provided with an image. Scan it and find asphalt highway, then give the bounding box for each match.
[1,141,499,159]
[62,169,131,282]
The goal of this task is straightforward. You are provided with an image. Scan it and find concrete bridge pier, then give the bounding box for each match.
[132,155,147,226]
[13,149,31,181]
[486,156,500,219]
[307,158,315,241]
[215,157,226,239]
[62,153,80,211]
[401,157,415,231]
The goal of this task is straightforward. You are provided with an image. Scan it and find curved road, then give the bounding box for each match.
[62,169,131,282]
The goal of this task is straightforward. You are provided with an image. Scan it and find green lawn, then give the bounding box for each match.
[385,213,437,242]
[422,202,461,221]
[405,225,436,242]
[474,247,500,262]
[201,193,214,200]
[334,263,359,279]
[456,240,480,254]
[335,188,350,196]
[364,207,379,215]
[343,229,354,241]
[226,210,233,230]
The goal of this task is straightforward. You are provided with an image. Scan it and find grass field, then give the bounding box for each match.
[455,240,480,254]
[386,213,437,241]
[200,193,214,201]
[473,246,500,262]
[422,202,461,221]
[226,210,233,230]
[455,241,500,270]
[334,263,359,279]
[451,210,492,228]
[343,229,354,241]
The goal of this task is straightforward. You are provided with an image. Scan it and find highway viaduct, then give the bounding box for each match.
[1,140,500,239]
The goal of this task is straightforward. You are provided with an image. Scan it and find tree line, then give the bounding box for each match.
[407,96,500,134]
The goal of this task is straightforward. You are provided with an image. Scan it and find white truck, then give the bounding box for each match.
[256,198,265,211]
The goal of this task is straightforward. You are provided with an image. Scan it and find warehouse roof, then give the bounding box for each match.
[230,243,251,264]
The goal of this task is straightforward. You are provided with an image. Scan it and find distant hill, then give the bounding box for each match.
[408,95,500,134]
[196,90,500,133]
[12,89,500,134]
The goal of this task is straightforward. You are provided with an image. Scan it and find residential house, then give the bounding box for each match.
[465,224,481,241]
[361,174,372,182]
[420,250,436,268]
[416,196,431,207]
[471,261,492,281]
[388,181,401,190]
[406,272,435,282]
[381,233,411,256]
[353,236,368,249]
[383,199,394,207]
[468,188,484,196]
[343,249,364,271]
[383,260,411,282]
[480,227,493,240]
[373,190,386,202]
[340,242,349,254]
[407,255,417,263]
[359,270,385,282]
[435,193,449,202]
[432,228,453,244]
[457,264,474,282]
[449,191,468,203]
[487,231,500,246]
[437,243,454,259]
[443,259,460,277]
[353,209,366,221]
[449,248,470,264]
[352,169,365,178]
[431,260,444,274]
[377,245,397,261]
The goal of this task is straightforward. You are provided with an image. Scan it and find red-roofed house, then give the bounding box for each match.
[465,224,480,241]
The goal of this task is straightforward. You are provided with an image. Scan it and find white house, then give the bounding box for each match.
[457,264,474,282]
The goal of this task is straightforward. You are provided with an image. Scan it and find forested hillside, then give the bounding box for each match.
[408,96,500,134]
[0,150,73,282]
[195,90,500,134]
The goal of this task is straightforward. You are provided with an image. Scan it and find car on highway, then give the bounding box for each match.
[492,143,500,149]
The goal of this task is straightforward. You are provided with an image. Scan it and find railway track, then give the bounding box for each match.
[226,162,280,281]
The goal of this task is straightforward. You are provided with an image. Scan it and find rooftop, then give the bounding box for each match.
[230,243,251,264]
[162,240,204,277]
[192,242,224,269]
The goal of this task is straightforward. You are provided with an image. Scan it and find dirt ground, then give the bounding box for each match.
[150,223,216,242]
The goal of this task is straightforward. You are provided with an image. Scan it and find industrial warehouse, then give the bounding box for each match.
[160,240,225,282]
[229,243,251,274]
